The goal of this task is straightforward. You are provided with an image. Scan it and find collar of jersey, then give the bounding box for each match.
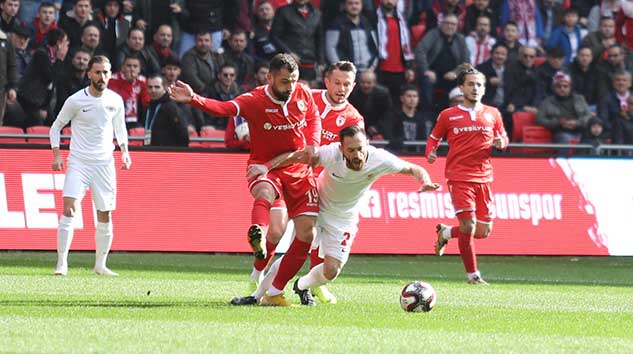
[457,103,483,113]
[321,90,347,111]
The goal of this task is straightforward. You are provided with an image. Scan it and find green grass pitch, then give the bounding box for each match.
[1,252,632,353]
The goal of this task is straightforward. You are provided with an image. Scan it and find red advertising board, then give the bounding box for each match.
[1,148,627,255]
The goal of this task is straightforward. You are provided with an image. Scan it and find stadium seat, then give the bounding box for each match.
[199,127,225,148]
[410,13,427,48]
[26,126,51,145]
[61,127,72,145]
[128,127,146,146]
[521,126,552,154]
[512,111,537,142]
[188,129,204,148]
[0,126,27,144]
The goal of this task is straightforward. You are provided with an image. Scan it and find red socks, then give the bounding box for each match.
[251,198,271,226]
[309,247,324,269]
[272,238,311,290]
[452,227,477,273]
[253,240,278,271]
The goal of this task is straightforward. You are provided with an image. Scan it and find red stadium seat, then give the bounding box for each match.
[199,127,225,148]
[187,129,204,148]
[521,126,552,154]
[61,127,72,145]
[512,111,537,142]
[128,127,146,146]
[0,126,27,144]
[26,125,51,145]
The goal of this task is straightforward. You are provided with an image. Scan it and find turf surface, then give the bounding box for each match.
[1,252,632,353]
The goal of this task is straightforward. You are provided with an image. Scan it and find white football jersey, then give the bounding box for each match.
[50,87,127,163]
[317,143,407,227]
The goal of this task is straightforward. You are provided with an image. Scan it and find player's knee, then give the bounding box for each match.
[460,222,476,236]
[323,264,341,281]
[266,226,284,244]
[96,211,111,223]
[62,206,76,217]
[251,184,276,202]
[474,224,492,239]
[293,218,316,243]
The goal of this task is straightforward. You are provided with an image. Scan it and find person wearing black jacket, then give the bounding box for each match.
[477,43,508,108]
[145,75,188,147]
[272,0,324,81]
[348,70,392,140]
[0,28,17,126]
[177,0,238,56]
[503,45,540,133]
[55,49,90,116]
[570,46,599,110]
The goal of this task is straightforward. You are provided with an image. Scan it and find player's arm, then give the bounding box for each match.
[168,80,238,117]
[303,89,321,164]
[425,114,448,163]
[49,97,76,171]
[492,108,509,150]
[112,97,132,170]
[246,148,311,180]
[399,162,441,192]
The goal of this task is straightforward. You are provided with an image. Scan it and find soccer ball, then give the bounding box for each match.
[400,281,437,312]
[234,121,249,141]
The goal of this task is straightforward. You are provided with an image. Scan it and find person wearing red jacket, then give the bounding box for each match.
[170,53,321,307]
[426,64,509,285]
[108,55,150,129]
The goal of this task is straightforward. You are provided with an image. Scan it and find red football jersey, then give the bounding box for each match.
[426,104,508,183]
[190,83,320,164]
[108,73,150,124]
[312,89,365,145]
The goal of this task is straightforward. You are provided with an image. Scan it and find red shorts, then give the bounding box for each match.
[249,163,319,219]
[447,181,493,223]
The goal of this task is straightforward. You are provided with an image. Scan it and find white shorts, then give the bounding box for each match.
[314,215,358,264]
[63,158,116,211]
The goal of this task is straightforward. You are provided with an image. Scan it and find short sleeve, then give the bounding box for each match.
[318,143,341,170]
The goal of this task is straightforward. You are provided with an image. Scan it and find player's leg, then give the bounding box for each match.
[435,182,476,257]
[468,183,494,284]
[248,179,279,259]
[91,161,118,276]
[232,256,285,306]
[250,201,288,291]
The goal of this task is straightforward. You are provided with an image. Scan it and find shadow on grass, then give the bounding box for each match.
[0,299,230,309]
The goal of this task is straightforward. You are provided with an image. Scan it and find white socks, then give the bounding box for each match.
[56,215,75,271]
[250,268,263,283]
[253,257,282,300]
[297,263,329,290]
[467,271,481,280]
[442,226,452,241]
[95,221,113,270]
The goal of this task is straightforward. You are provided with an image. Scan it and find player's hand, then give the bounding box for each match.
[427,149,437,164]
[247,164,268,180]
[418,183,441,192]
[168,80,194,103]
[305,145,318,166]
[121,152,132,170]
[493,133,506,149]
[52,156,64,171]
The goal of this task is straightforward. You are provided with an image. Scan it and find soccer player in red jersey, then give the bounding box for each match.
[169,54,321,305]
[246,61,365,305]
[425,64,509,285]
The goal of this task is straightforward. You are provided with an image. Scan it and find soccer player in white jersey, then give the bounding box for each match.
[49,55,131,276]
[232,125,440,306]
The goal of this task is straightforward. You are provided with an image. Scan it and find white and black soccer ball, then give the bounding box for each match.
[400,281,437,312]
[234,122,249,141]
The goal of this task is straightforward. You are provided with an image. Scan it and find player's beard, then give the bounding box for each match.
[92,79,106,92]
[271,85,292,102]
[344,156,364,171]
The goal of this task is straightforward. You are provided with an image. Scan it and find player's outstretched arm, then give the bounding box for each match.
[399,163,440,192]
[246,148,313,180]
[168,80,238,117]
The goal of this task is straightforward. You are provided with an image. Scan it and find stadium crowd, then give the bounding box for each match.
[0,0,632,151]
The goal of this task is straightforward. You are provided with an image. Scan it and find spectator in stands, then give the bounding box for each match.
[10,23,30,79]
[616,1,633,51]
[613,94,633,145]
[73,24,105,58]
[97,0,130,59]
[108,55,150,129]
[503,45,540,135]
[500,0,544,49]
[225,115,250,150]
[497,21,521,63]
[536,46,568,98]
[19,0,61,27]
[424,0,466,31]
[375,0,415,105]
[55,49,90,115]
[587,0,621,33]
[145,24,174,76]
[271,0,324,82]
[570,46,600,111]
[115,27,153,75]
[464,0,500,38]
[17,28,67,127]
[145,74,188,147]
[325,0,378,71]
[253,0,278,62]
[466,15,496,66]
[415,13,469,117]
[581,16,617,64]
[223,30,255,86]
[448,86,465,106]
[205,63,242,129]
[581,117,610,148]
[30,2,57,49]
[536,71,592,144]
[538,0,564,44]
[348,70,392,140]
[177,1,238,56]
[598,70,632,133]
[242,61,269,92]
[389,84,426,151]
[0,0,24,34]
[596,44,633,98]
[161,54,195,131]
[180,31,224,97]
[0,24,16,126]
[546,7,587,65]
[58,0,97,48]
[133,0,185,51]
[478,43,508,108]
